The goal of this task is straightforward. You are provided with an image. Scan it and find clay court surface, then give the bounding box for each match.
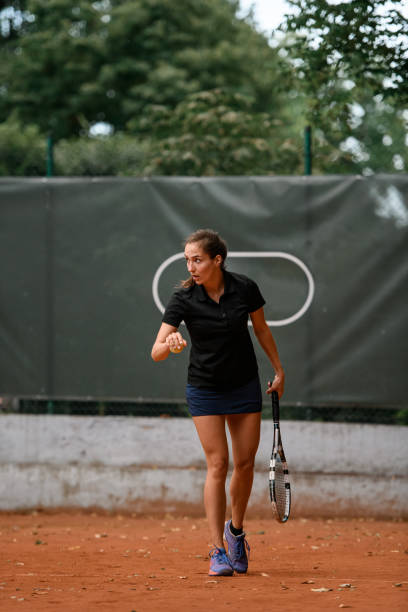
[0,511,407,611]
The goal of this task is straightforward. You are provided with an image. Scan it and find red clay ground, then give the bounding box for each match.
[0,511,407,612]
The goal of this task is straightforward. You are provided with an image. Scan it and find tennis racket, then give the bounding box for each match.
[269,389,291,522]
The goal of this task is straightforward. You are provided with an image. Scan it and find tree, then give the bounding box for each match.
[0,1,104,138]
[0,0,287,140]
[102,0,286,128]
[0,113,45,175]
[283,0,408,101]
[279,0,408,173]
[139,89,302,175]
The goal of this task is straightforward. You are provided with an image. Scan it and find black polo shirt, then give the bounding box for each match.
[162,270,265,390]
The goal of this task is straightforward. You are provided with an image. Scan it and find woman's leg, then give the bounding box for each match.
[226,412,261,529]
[192,415,229,548]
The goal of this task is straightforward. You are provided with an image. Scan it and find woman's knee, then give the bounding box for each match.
[233,456,255,474]
[206,454,229,479]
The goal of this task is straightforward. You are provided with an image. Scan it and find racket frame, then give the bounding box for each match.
[269,390,291,522]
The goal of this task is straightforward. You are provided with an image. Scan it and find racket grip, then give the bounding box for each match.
[271,390,280,422]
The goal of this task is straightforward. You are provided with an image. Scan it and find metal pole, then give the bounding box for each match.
[46,135,54,177]
[304,125,312,175]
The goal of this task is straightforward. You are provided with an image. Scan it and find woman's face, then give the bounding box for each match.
[184,242,221,285]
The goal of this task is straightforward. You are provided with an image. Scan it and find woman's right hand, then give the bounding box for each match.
[266,373,285,398]
[165,332,187,354]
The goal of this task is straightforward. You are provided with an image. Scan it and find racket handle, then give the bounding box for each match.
[271,390,280,423]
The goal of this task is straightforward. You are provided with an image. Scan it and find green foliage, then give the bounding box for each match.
[0,115,45,175]
[0,0,285,139]
[0,1,104,138]
[0,116,146,176]
[1,0,407,175]
[279,0,408,174]
[54,133,146,176]
[283,0,408,103]
[139,89,302,176]
[396,408,408,426]
[100,0,286,126]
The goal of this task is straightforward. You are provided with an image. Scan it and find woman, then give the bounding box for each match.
[151,229,284,576]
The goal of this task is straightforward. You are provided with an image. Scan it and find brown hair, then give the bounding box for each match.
[179,229,228,288]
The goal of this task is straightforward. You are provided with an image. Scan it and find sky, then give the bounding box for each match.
[237,0,295,34]
[238,0,408,35]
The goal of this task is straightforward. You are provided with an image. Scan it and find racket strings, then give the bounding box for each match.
[274,454,287,518]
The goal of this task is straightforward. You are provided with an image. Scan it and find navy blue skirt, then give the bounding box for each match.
[186,376,262,417]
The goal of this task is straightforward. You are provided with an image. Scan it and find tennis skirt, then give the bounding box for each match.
[186,375,262,417]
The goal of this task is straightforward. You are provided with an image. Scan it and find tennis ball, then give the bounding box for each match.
[170,345,184,354]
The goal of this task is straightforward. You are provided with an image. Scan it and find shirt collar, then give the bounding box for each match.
[196,270,234,302]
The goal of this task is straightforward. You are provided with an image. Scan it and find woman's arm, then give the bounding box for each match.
[151,322,187,362]
[250,307,285,397]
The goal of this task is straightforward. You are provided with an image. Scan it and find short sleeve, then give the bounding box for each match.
[246,278,266,313]
[162,291,186,327]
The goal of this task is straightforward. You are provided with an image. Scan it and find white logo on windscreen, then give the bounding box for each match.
[152,252,315,327]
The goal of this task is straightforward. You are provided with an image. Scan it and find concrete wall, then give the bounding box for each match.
[1,415,407,518]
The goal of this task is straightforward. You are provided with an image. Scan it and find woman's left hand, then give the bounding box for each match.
[266,373,285,398]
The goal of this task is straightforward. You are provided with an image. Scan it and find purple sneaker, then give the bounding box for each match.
[224,520,250,574]
[208,547,233,576]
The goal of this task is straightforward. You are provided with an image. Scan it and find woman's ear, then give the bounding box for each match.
[215,254,222,266]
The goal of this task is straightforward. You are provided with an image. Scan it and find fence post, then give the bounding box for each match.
[46,135,54,177]
[304,125,312,175]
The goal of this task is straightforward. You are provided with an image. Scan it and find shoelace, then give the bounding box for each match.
[231,537,250,561]
[209,547,228,561]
